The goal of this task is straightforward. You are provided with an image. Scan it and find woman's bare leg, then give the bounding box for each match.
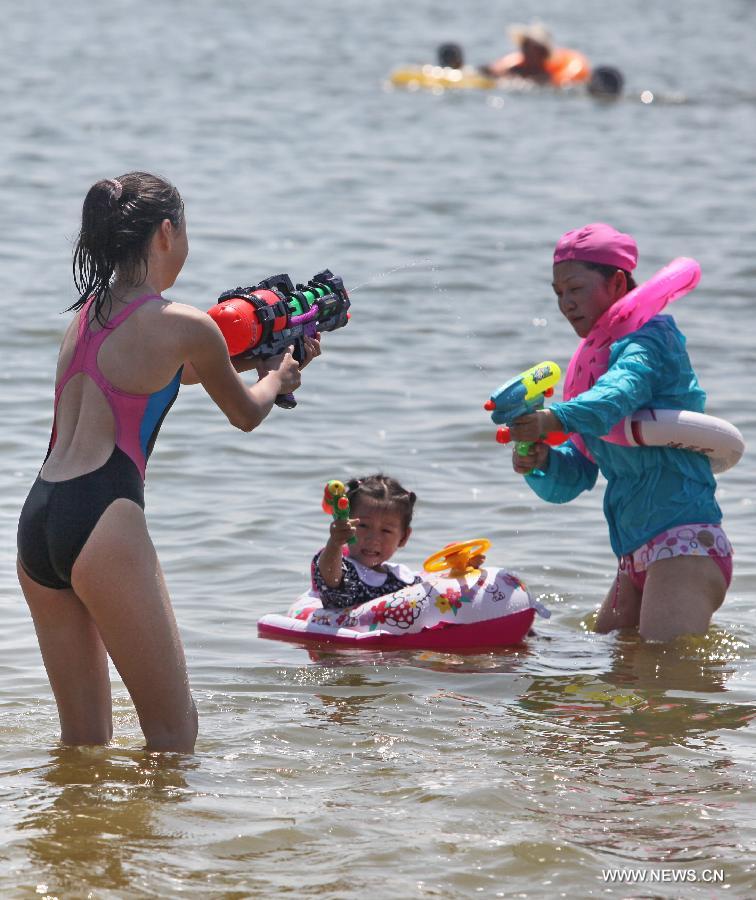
[639,556,727,642]
[71,499,198,752]
[594,570,642,634]
[19,561,113,745]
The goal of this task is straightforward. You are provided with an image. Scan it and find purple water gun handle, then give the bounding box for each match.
[289,306,320,328]
[274,306,321,409]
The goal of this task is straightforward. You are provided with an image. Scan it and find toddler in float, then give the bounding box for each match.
[311,474,421,609]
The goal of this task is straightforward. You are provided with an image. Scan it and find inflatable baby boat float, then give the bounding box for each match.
[257,539,549,651]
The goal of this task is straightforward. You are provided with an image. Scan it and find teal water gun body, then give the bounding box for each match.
[484,361,568,456]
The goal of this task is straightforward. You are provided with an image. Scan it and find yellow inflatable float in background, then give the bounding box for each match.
[389,48,591,92]
[389,65,497,91]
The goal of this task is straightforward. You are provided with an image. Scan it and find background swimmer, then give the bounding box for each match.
[480,21,555,83]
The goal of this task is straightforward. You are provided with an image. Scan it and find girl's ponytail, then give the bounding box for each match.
[70,171,183,324]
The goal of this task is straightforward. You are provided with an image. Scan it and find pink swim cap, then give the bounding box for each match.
[553,223,638,271]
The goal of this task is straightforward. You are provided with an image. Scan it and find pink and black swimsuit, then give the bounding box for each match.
[17,295,182,589]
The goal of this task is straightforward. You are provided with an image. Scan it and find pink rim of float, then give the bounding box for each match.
[257,539,550,652]
[257,607,537,651]
[563,257,745,473]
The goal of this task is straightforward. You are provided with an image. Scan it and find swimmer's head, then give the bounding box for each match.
[587,66,624,99]
[346,474,417,532]
[72,172,185,319]
[343,474,416,570]
[437,43,464,69]
[508,22,553,59]
[554,222,637,272]
[553,224,638,335]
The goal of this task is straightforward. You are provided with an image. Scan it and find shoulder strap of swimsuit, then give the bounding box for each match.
[77,292,163,341]
[53,297,97,398]
[77,296,96,339]
[79,293,163,360]
[55,293,164,397]
[105,293,163,331]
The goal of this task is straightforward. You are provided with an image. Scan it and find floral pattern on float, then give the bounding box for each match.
[286,567,548,638]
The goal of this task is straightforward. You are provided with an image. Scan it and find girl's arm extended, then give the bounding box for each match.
[172,305,301,431]
[317,518,358,588]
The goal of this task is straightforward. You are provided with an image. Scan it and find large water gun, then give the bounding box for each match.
[207,269,350,408]
[322,480,356,544]
[484,361,569,456]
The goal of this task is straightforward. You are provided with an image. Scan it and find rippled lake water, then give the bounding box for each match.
[1,1,755,897]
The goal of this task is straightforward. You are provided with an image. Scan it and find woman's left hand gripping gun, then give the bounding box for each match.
[484,361,569,455]
[322,480,356,544]
[207,269,350,409]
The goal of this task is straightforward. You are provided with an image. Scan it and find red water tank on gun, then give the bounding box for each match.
[207,286,289,357]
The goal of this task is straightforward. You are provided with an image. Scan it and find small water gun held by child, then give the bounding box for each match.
[207,269,350,408]
[484,361,569,456]
[322,480,356,545]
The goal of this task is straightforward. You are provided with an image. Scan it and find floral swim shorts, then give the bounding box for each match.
[618,523,733,593]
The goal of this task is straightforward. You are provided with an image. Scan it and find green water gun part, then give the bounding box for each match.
[321,480,356,545]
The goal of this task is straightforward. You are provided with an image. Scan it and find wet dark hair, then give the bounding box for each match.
[581,260,637,292]
[437,43,464,69]
[346,474,417,531]
[70,171,184,325]
[587,65,624,99]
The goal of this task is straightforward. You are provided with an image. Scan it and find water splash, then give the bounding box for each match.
[348,257,436,293]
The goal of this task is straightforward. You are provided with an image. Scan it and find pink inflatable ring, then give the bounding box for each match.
[562,257,745,472]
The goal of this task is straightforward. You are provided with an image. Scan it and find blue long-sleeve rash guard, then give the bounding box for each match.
[525,315,721,557]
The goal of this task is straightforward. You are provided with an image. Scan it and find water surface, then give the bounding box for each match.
[1,1,754,897]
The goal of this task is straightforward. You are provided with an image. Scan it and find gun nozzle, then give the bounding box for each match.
[483,399,495,411]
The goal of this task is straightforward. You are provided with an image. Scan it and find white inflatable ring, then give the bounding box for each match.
[617,409,745,474]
